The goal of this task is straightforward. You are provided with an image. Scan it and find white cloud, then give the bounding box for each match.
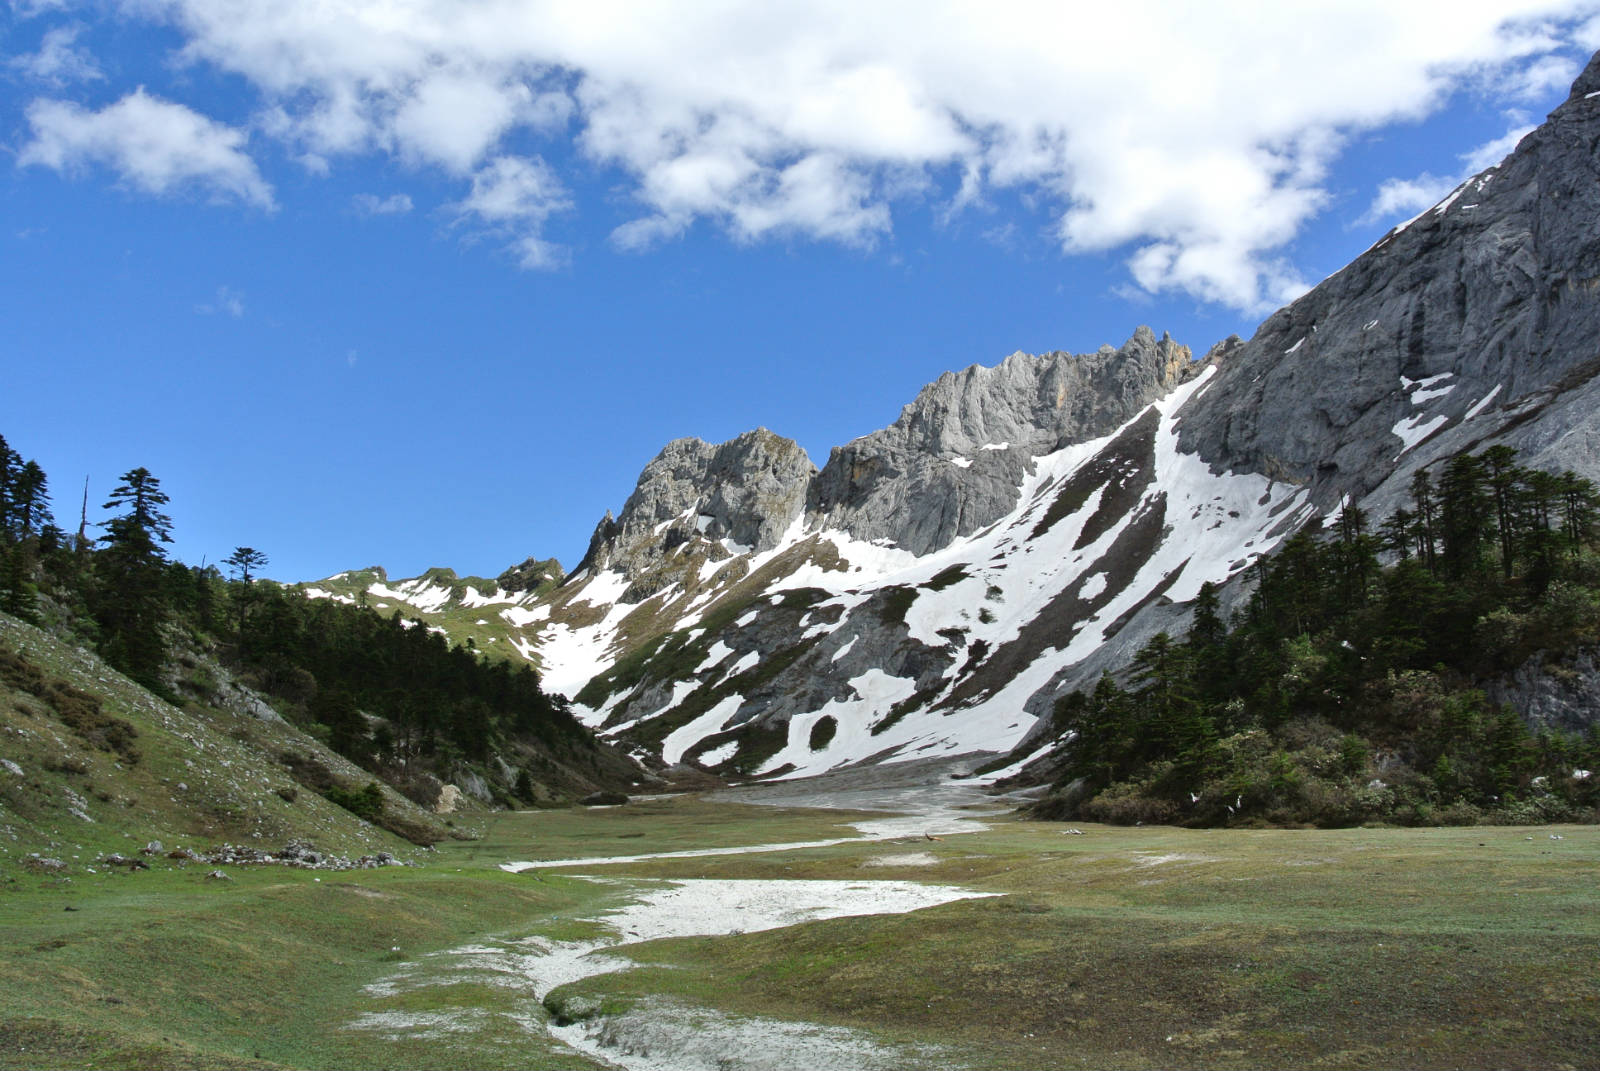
[1363,123,1536,226]
[451,154,571,268]
[196,284,245,316]
[352,191,413,215]
[41,1,1600,309]
[1365,174,1461,223]
[1462,125,1537,172]
[19,88,274,207]
[390,72,530,173]
[10,24,103,85]
[1504,52,1581,97]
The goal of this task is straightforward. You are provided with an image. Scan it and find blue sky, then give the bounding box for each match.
[3,1,1599,582]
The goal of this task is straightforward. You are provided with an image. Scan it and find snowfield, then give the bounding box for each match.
[304,366,1321,775]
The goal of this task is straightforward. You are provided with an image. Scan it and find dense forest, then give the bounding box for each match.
[1037,445,1600,827]
[0,433,630,815]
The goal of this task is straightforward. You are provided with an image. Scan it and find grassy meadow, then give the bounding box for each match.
[2,794,1597,1069]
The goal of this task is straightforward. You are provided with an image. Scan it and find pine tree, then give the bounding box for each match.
[0,452,52,623]
[94,468,174,686]
[1438,453,1490,579]
[1518,468,1564,591]
[12,461,51,540]
[103,468,173,545]
[224,546,268,585]
[0,435,17,541]
[1334,504,1377,612]
[1380,507,1415,560]
[1482,445,1520,579]
[0,547,37,623]
[1410,469,1439,571]
[1560,472,1600,555]
[224,546,269,642]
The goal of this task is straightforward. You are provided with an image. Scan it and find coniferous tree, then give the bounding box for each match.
[224,546,269,643]
[0,548,37,623]
[1519,468,1565,592]
[94,468,174,686]
[1560,472,1600,556]
[1438,453,1491,579]
[0,435,17,540]
[1482,445,1521,579]
[1187,581,1235,712]
[1410,469,1439,570]
[1380,506,1415,561]
[1334,504,1378,612]
[224,546,268,585]
[0,451,51,623]
[12,461,51,541]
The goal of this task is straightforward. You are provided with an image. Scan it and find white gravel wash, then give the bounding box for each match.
[527,876,992,1068]
[592,877,990,949]
[357,873,994,1069]
[553,995,948,1071]
[501,837,857,872]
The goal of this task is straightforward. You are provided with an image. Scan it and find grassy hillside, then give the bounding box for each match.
[0,611,452,869]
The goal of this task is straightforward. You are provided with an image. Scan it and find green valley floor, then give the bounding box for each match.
[2,788,1597,1069]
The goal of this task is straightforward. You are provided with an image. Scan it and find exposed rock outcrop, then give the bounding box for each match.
[1180,53,1600,514]
[335,54,1600,779]
[577,428,817,583]
[810,327,1197,554]
[1487,647,1600,735]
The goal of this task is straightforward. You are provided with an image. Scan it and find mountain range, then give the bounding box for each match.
[305,53,1600,783]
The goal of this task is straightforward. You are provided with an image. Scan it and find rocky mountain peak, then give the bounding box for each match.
[806,327,1198,554]
[338,55,1600,785]
[1177,53,1600,513]
[576,427,817,581]
[1568,48,1600,101]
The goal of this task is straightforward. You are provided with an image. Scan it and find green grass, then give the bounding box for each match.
[3,790,1598,1069]
[0,615,447,866]
[0,861,611,1069]
[543,819,1600,1069]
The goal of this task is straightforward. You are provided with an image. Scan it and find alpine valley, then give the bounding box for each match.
[302,55,1600,788]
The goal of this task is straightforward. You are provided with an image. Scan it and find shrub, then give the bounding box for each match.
[1080,777,1181,825]
[324,780,384,821]
[808,716,837,750]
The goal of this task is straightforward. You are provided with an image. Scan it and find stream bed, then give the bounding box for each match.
[363,759,1012,1069]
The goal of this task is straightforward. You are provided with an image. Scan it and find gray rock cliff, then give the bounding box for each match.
[525,55,1600,774]
[1179,51,1600,511]
[808,327,1197,554]
[577,428,817,583]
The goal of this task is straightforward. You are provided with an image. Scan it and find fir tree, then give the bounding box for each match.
[0,435,16,540]
[94,468,174,686]
[12,461,50,540]
[224,546,270,642]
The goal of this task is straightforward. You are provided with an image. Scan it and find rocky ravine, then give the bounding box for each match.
[307,54,1600,781]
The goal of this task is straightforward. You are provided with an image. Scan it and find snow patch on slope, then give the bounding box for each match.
[758,670,919,778]
[662,694,745,765]
[503,367,1317,773]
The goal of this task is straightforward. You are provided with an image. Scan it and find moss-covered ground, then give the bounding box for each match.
[2,794,1597,1069]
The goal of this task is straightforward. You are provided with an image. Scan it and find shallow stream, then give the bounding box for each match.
[371,759,1014,1069]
